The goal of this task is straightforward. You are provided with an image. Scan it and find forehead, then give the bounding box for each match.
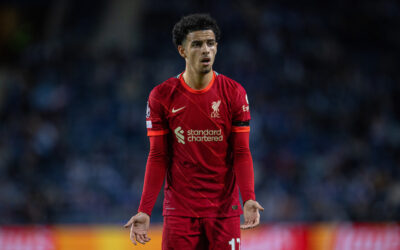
[185,29,215,42]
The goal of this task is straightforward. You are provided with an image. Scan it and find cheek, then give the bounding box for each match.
[187,52,195,61]
[192,52,201,61]
[212,49,217,59]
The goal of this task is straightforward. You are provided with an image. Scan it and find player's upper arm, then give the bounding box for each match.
[231,83,251,133]
[146,87,169,136]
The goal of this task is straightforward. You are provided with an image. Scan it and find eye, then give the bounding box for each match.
[207,40,215,46]
[192,41,202,47]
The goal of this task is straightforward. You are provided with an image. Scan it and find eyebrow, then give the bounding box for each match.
[191,39,215,43]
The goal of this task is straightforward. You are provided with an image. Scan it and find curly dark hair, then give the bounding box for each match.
[172,13,221,48]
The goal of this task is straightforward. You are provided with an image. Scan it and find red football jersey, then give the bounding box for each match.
[146,71,251,218]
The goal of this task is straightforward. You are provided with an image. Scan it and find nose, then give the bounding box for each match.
[201,43,210,54]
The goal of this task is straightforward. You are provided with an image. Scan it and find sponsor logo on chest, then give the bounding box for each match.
[174,126,223,144]
[172,100,225,144]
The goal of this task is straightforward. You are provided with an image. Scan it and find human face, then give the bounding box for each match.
[178,30,218,75]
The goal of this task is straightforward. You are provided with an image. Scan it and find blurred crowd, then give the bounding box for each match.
[0,0,399,223]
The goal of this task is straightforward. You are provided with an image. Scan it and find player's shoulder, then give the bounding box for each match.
[215,72,246,92]
[149,74,181,97]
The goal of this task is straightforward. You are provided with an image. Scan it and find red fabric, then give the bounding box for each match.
[145,72,250,218]
[232,131,255,203]
[138,135,168,216]
[232,126,250,132]
[138,131,256,216]
[162,216,240,250]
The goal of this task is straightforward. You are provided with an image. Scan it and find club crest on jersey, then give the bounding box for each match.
[211,100,221,118]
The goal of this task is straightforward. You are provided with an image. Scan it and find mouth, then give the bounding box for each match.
[200,58,211,65]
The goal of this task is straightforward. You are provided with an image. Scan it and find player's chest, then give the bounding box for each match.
[165,93,231,127]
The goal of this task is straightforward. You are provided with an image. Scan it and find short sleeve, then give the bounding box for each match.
[146,88,169,136]
[232,84,251,133]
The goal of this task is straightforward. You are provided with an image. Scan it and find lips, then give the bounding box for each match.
[201,58,211,65]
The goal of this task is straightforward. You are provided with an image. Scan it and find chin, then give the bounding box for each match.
[201,68,212,74]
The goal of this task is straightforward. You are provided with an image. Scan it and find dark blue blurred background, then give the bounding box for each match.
[0,0,399,224]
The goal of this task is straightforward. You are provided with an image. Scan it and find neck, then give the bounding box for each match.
[183,67,213,90]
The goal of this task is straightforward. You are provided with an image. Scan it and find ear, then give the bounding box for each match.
[178,45,186,58]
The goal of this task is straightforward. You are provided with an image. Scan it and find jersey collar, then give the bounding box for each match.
[179,71,216,94]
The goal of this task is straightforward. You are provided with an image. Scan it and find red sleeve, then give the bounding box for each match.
[146,87,169,136]
[231,82,251,123]
[232,131,255,204]
[138,135,168,216]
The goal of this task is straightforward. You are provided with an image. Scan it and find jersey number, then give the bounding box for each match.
[228,238,240,250]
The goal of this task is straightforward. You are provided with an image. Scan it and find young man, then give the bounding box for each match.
[125,13,263,250]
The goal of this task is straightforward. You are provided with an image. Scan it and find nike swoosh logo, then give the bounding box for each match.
[172,106,186,113]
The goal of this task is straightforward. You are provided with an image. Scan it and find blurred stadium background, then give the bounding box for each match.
[0,0,399,249]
